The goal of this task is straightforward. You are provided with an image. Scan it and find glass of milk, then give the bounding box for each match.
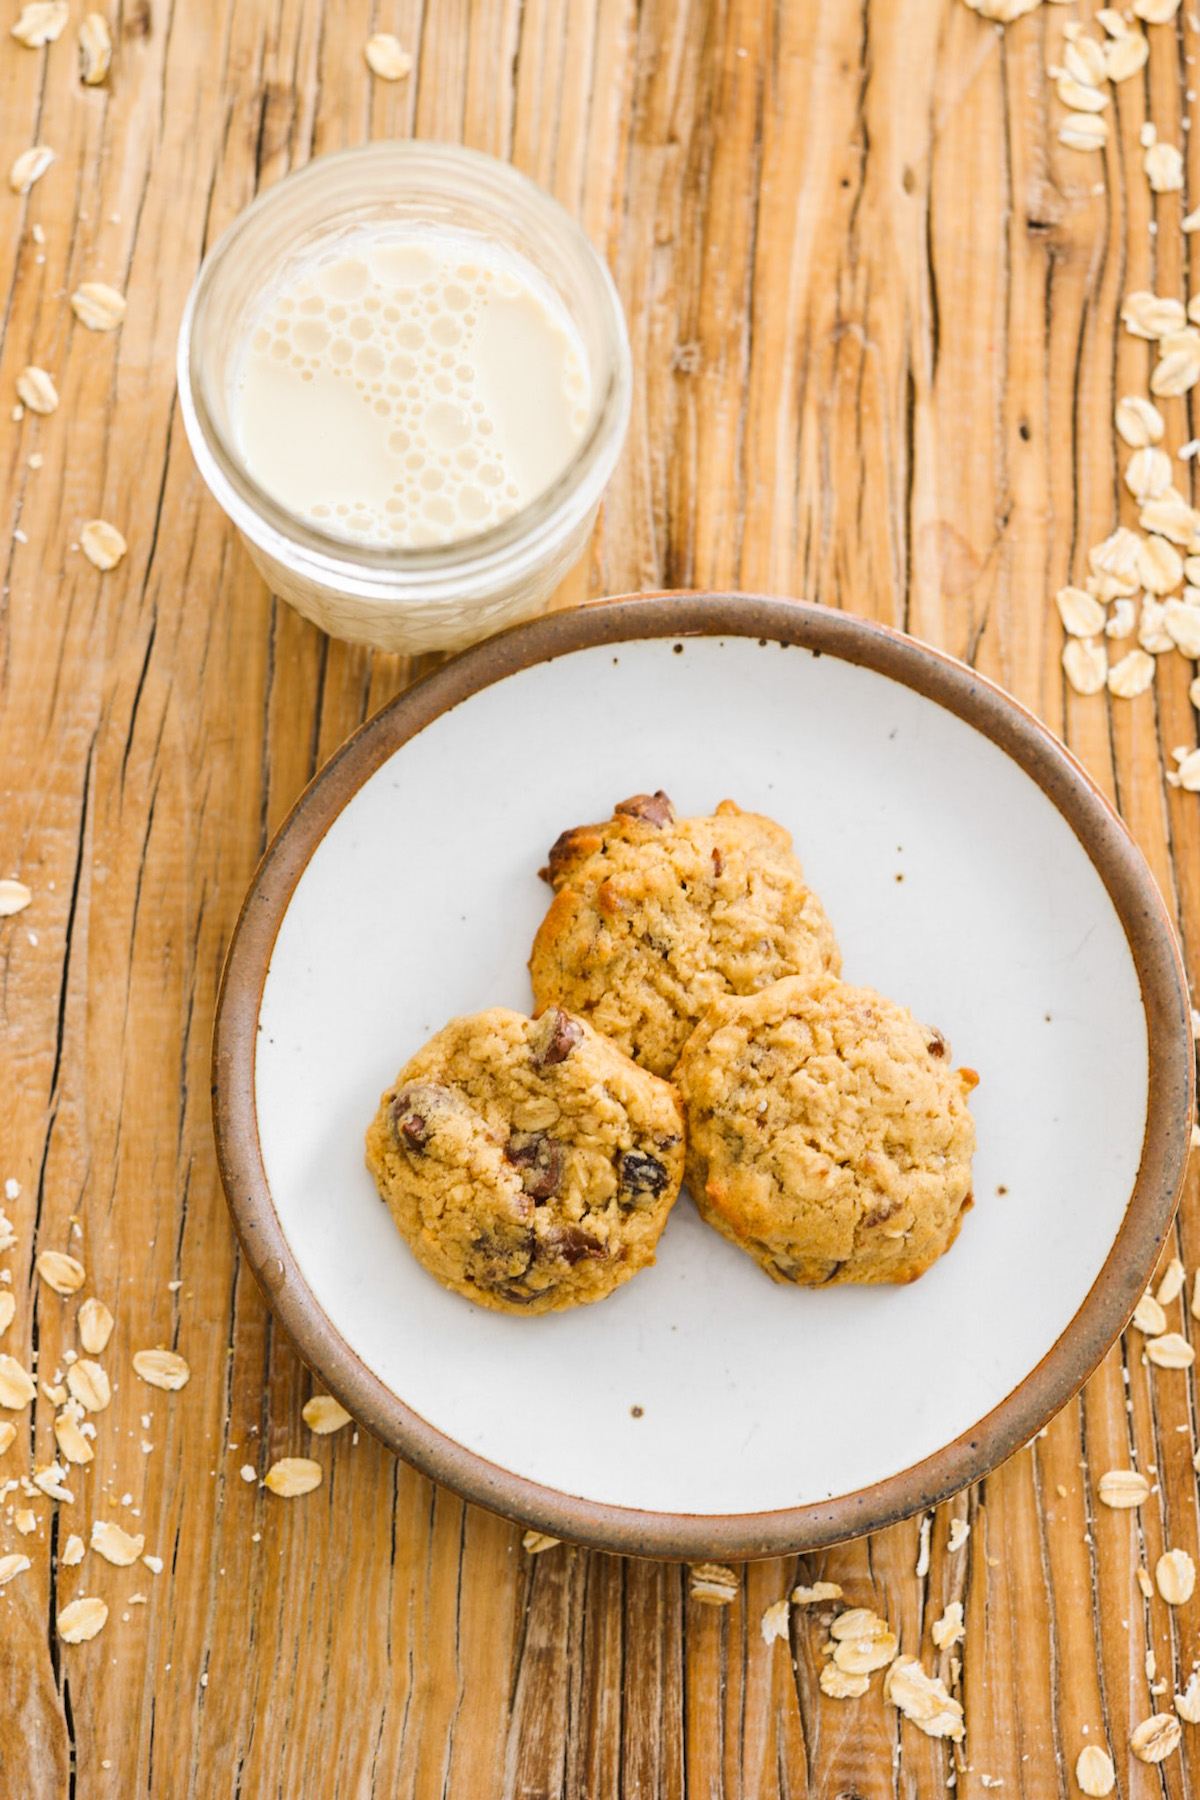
[178,143,631,655]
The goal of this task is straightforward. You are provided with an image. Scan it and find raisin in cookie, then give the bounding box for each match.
[674,974,978,1286]
[365,1006,685,1314]
[528,792,840,1077]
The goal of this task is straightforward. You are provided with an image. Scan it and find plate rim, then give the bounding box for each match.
[212,592,1193,1558]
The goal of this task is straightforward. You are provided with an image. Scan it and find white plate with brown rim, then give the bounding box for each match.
[213,593,1193,1558]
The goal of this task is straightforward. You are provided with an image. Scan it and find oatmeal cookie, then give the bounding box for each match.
[528,792,840,1077]
[365,1006,686,1313]
[674,974,977,1285]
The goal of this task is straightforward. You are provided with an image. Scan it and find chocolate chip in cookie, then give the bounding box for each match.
[618,1150,670,1207]
[614,790,675,827]
[505,1130,564,1201]
[365,1008,686,1315]
[530,1005,583,1069]
[388,1082,454,1151]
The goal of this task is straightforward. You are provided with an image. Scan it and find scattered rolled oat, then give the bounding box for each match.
[36,1251,85,1296]
[1063,36,1107,85]
[947,1518,970,1552]
[57,1597,108,1644]
[1122,292,1187,339]
[1098,1468,1150,1508]
[0,1294,14,1338]
[8,146,53,195]
[962,0,1040,17]
[90,1519,145,1566]
[1164,603,1200,660]
[883,1656,965,1741]
[1139,598,1173,654]
[1157,1257,1187,1306]
[263,1457,322,1497]
[820,1662,870,1699]
[142,1553,163,1574]
[1116,395,1165,447]
[33,1460,73,1502]
[1057,76,1109,113]
[16,366,57,415]
[1137,535,1184,593]
[239,1463,256,1484]
[1075,1744,1116,1796]
[1156,1548,1196,1605]
[1092,527,1144,589]
[132,1348,189,1390]
[1140,490,1200,543]
[0,1422,15,1454]
[1133,1291,1168,1335]
[1059,113,1109,152]
[80,519,126,571]
[792,1581,843,1604]
[15,1510,36,1535]
[1133,0,1180,19]
[1105,31,1149,80]
[931,1601,964,1650]
[77,1297,113,1355]
[1137,1564,1155,1597]
[761,1598,790,1644]
[54,1409,93,1465]
[1152,347,1200,398]
[67,1359,111,1411]
[302,1393,351,1435]
[11,2,68,47]
[1147,1331,1195,1369]
[61,1535,85,1569]
[1063,638,1107,695]
[1145,142,1185,193]
[830,1607,897,1673]
[1126,447,1173,502]
[0,1553,30,1587]
[1176,1671,1200,1723]
[1056,587,1106,637]
[0,880,32,917]
[1131,1713,1182,1764]
[70,282,126,331]
[0,1355,37,1410]
[1160,319,1200,352]
[78,13,111,83]
[690,1562,739,1604]
[364,32,412,79]
[1108,648,1156,698]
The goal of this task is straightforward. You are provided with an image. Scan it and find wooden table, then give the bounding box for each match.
[5,0,1200,1793]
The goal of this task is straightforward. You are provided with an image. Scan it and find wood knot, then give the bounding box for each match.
[1023,177,1065,236]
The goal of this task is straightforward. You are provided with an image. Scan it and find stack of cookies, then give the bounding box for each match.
[365,792,978,1314]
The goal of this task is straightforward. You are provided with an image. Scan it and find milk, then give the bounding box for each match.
[230,226,593,549]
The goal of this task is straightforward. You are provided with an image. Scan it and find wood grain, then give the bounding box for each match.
[2,0,1200,1794]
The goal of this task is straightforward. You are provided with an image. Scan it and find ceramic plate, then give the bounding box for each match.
[213,595,1192,1558]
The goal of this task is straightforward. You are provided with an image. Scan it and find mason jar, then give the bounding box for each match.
[177,141,631,655]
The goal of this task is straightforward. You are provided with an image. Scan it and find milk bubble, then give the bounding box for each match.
[230,224,593,548]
